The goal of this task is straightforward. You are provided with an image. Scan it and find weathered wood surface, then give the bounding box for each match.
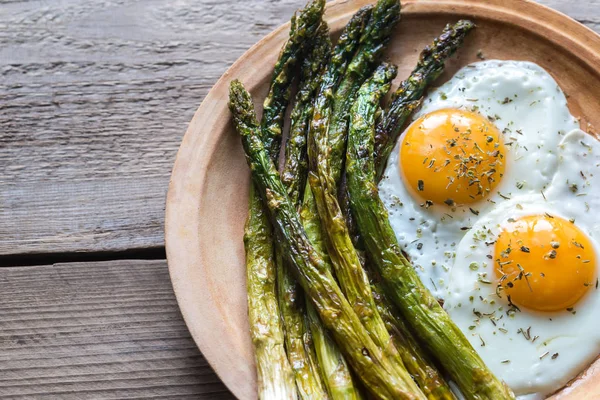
[0,0,305,256]
[0,259,233,399]
[1,0,596,256]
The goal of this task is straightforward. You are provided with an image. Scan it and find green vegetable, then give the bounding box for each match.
[261,0,326,157]
[335,63,452,400]
[276,24,331,399]
[375,20,476,179]
[276,257,328,399]
[299,175,362,399]
[306,301,363,400]
[244,2,325,398]
[295,10,373,398]
[310,64,423,397]
[245,189,297,399]
[230,79,425,400]
[328,0,401,185]
[307,3,373,187]
[372,281,456,400]
[281,25,330,203]
[345,69,515,399]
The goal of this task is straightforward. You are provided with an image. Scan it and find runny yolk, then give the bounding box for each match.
[494,215,597,312]
[400,108,506,206]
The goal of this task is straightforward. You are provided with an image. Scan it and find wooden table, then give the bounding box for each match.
[1,0,597,398]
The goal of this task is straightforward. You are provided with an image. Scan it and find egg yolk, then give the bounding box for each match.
[494,215,597,312]
[400,108,506,206]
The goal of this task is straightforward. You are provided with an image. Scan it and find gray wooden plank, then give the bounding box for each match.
[0,0,596,256]
[0,0,305,256]
[0,259,234,399]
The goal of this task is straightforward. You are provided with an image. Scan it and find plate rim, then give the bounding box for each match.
[165,1,600,399]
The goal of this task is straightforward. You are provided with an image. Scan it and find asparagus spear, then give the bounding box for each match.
[308,4,373,169]
[230,79,423,400]
[322,0,399,248]
[245,1,325,398]
[281,25,330,206]
[328,0,401,185]
[306,0,400,354]
[306,301,363,400]
[299,185,362,399]
[336,66,454,400]
[371,281,455,400]
[276,258,328,399]
[245,189,296,400]
[276,24,331,399]
[300,178,363,400]
[310,64,425,397]
[340,20,474,246]
[374,20,476,179]
[261,0,326,156]
[295,10,372,399]
[345,77,515,400]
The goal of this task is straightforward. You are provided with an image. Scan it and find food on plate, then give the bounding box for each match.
[371,280,455,400]
[226,0,600,398]
[349,69,456,400]
[305,299,362,400]
[345,64,513,399]
[445,129,600,398]
[276,24,331,399]
[311,62,427,396]
[297,7,374,397]
[243,0,325,398]
[326,0,400,184]
[230,79,427,400]
[374,19,477,178]
[380,60,579,299]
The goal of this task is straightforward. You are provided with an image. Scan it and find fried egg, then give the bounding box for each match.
[444,129,600,398]
[379,60,579,297]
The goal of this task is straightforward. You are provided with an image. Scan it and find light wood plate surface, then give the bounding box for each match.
[165,0,600,398]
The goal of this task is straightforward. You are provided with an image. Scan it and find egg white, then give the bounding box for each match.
[379,60,579,298]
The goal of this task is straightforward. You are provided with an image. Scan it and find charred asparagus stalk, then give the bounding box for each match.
[308,4,373,166]
[245,189,296,400]
[335,69,451,399]
[230,79,423,400]
[261,0,326,157]
[306,301,363,400]
[310,63,424,398]
[371,282,455,400]
[276,258,328,399]
[340,19,474,249]
[296,10,372,399]
[281,23,329,206]
[312,63,451,399]
[328,0,400,184]
[374,20,476,179]
[245,1,325,398]
[276,24,331,399]
[306,0,402,358]
[345,72,515,400]
[300,178,362,400]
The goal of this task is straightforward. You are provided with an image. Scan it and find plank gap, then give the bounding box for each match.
[0,247,166,268]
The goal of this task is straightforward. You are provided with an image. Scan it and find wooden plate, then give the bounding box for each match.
[165,0,600,398]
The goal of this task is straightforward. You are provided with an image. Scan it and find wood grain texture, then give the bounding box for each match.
[0,0,306,256]
[0,259,233,399]
[0,0,596,256]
